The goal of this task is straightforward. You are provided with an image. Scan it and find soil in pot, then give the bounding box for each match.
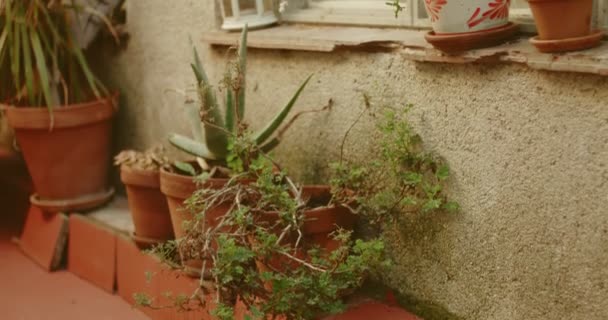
[4,96,116,208]
[159,166,230,277]
[120,165,174,249]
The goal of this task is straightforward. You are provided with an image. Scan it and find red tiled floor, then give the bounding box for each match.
[0,239,149,320]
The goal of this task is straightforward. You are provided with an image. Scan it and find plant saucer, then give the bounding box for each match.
[530,30,604,53]
[425,22,519,54]
[30,188,115,212]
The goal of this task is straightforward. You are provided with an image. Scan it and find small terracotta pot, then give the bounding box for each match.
[254,185,357,274]
[4,96,115,204]
[159,167,230,277]
[120,165,174,249]
[425,0,511,34]
[527,0,593,40]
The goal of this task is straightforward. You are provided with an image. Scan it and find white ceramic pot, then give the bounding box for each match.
[424,0,511,34]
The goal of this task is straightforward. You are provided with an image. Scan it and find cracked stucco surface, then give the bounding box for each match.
[96,1,608,319]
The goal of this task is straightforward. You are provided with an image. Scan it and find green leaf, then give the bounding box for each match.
[190,63,203,85]
[169,133,218,160]
[72,45,101,98]
[185,100,204,142]
[254,74,313,145]
[30,29,55,110]
[20,24,35,105]
[260,137,280,153]
[442,201,460,212]
[436,164,450,180]
[237,25,248,120]
[191,42,205,85]
[11,13,21,95]
[403,172,422,185]
[422,199,442,212]
[0,23,9,67]
[224,69,235,133]
[189,43,227,157]
[173,161,196,176]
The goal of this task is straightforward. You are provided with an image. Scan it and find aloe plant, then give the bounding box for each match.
[0,0,109,109]
[169,25,312,164]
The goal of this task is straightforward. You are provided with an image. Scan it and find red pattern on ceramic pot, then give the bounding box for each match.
[425,0,511,34]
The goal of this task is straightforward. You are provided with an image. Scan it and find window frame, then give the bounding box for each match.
[281,0,608,33]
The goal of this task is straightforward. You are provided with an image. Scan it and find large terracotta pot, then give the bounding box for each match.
[4,96,115,204]
[425,0,511,34]
[159,168,230,277]
[528,0,593,40]
[120,165,174,248]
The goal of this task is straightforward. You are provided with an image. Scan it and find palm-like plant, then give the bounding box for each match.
[0,0,108,109]
[169,25,312,164]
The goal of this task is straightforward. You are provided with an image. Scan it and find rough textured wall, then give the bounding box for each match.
[98,1,608,319]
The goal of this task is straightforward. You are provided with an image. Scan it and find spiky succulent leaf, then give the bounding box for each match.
[260,137,280,154]
[190,44,228,158]
[254,74,313,145]
[224,67,236,134]
[185,100,204,143]
[30,29,55,109]
[173,161,197,176]
[236,25,247,121]
[169,133,218,160]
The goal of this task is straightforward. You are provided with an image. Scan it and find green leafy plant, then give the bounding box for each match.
[139,98,459,319]
[386,0,405,18]
[330,100,459,225]
[169,25,314,170]
[166,150,386,320]
[0,0,110,109]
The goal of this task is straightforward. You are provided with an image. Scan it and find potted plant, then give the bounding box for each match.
[137,101,459,320]
[114,146,174,249]
[387,0,518,53]
[0,0,118,211]
[160,25,321,276]
[527,0,603,52]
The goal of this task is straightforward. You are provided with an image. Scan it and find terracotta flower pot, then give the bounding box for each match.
[120,165,174,249]
[527,0,593,40]
[255,185,357,273]
[4,96,116,209]
[425,0,511,34]
[159,167,230,277]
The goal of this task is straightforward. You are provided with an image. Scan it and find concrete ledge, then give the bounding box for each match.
[202,24,608,76]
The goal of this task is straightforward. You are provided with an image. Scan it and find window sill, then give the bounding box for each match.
[201,24,608,76]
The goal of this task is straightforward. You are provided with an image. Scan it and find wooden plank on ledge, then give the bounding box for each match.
[202,24,430,52]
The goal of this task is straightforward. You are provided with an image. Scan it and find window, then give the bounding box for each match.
[282,0,608,32]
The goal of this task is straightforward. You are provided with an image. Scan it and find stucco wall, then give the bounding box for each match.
[98,1,608,319]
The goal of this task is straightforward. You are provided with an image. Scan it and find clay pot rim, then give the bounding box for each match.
[261,184,357,235]
[160,166,229,199]
[3,94,117,130]
[120,165,161,188]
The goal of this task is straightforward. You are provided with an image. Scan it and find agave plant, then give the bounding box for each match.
[0,0,109,109]
[169,25,312,164]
